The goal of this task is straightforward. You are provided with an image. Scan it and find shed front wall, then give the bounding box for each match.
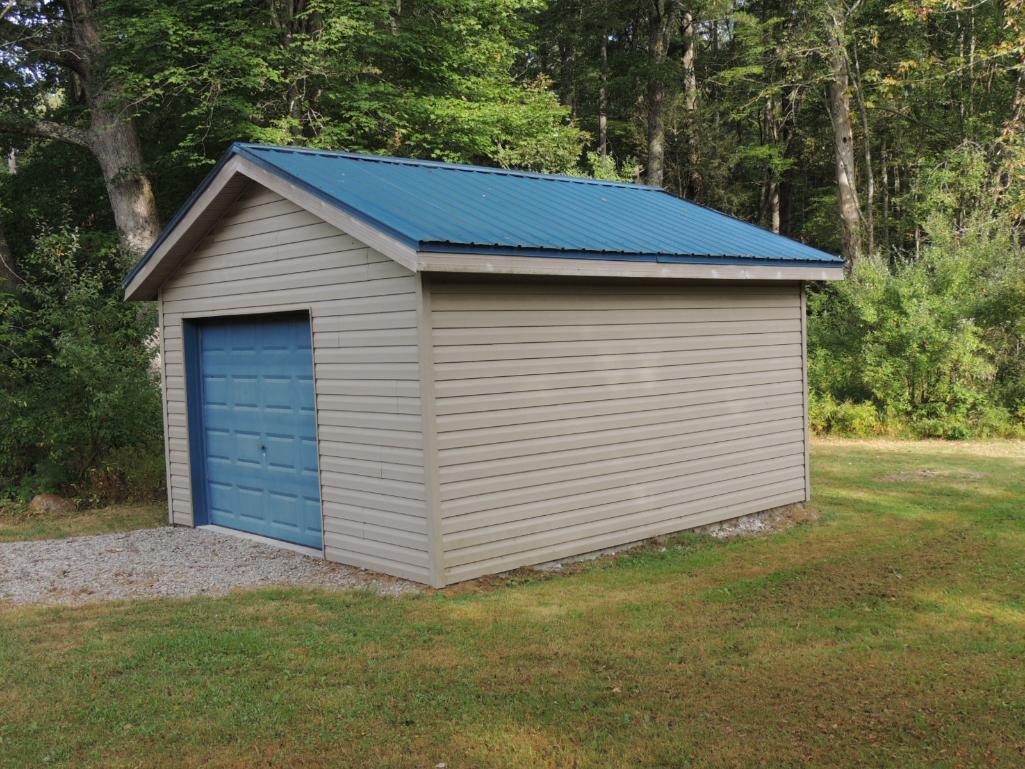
[425,276,810,583]
[159,181,430,582]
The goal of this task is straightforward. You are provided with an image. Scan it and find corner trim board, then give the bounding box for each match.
[416,274,447,588]
[800,284,812,501]
[303,307,329,559]
[157,289,174,525]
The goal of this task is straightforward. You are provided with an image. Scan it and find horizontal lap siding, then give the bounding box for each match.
[160,182,429,582]
[429,278,808,583]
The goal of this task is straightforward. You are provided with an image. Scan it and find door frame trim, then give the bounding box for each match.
[182,310,323,550]
[182,318,210,527]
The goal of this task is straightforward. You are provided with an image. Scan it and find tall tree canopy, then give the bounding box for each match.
[531,0,1025,260]
[2,0,1025,499]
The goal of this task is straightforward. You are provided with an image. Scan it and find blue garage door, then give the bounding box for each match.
[189,313,322,548]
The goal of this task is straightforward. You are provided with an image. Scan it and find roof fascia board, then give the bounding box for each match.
[419,242,840,268]
[233,155,419,273]
[124,155,249,300]
[416,251,845,282]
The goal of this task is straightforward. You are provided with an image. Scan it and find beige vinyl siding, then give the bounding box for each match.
[159,182,430,583]
[427,277,809,583]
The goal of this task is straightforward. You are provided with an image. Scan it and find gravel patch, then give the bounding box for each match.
[699,502,819,539]
[0,527,416,606]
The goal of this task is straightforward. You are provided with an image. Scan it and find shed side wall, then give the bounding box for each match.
[428,277,809,583]
[160,182,429,582]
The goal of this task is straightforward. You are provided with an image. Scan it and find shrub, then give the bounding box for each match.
[809,393,882,437]
[807,159,1025,440]
[0,227,164,503]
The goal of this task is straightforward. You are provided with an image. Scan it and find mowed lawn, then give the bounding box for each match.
[2,442,1024,769]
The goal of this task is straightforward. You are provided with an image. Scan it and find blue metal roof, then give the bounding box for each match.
[126,142,842,287]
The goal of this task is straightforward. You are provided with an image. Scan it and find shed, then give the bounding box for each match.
[124,143,844,587]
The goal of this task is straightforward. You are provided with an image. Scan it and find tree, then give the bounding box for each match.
[0,1,160,252]
[825,0,862,262]
[644,0,680,186]
[680,9,700,198]
[105,0,585,173]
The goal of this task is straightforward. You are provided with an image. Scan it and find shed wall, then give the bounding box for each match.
[159,182,430,582]
[426,276,810,583]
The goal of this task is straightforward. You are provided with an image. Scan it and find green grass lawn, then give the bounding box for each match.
[2,441,1024,768]
[0,502,166,542]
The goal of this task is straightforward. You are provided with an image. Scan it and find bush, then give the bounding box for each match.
[72,445,167,507]
[0,227,164,503]
[807,153,1025,440]
[809,393,883,437]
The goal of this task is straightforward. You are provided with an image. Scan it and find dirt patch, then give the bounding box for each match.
[880,468,988,483]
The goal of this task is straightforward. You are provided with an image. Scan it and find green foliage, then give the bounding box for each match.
[581,151,641,182]
[808,393,882,438]
[0,228,163,500]
[104,0,586,173]
[809,147,1025,438]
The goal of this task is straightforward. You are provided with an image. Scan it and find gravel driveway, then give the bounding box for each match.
[0,527,415,606]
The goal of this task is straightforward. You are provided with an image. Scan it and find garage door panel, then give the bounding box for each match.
[190,312,323,549]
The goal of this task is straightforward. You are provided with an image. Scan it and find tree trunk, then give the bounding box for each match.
[89,105,161,254]
[0,0,161,254]
[778,84,800,236]
[598,31,608,158]
[1,147,17,289]
[0,219,16,290]
[558,2,581,116]
[851,43,874,253]
[681,10,700,198]
[881,134,889,251]
[766,179,781,232]
[645,0,676,187]
[827,7,862,262]
[762,92,781,232]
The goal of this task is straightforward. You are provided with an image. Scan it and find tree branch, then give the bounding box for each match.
[0,17,86,76]
[0,113,92,147]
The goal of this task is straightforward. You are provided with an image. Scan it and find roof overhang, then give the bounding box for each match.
[125,147,843,301]
[416,251,844,282]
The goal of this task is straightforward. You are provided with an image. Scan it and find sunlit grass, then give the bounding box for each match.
[2,441,1024,768]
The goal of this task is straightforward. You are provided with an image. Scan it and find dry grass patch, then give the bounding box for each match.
[813,436,1025,458]
[0,502,166,542]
